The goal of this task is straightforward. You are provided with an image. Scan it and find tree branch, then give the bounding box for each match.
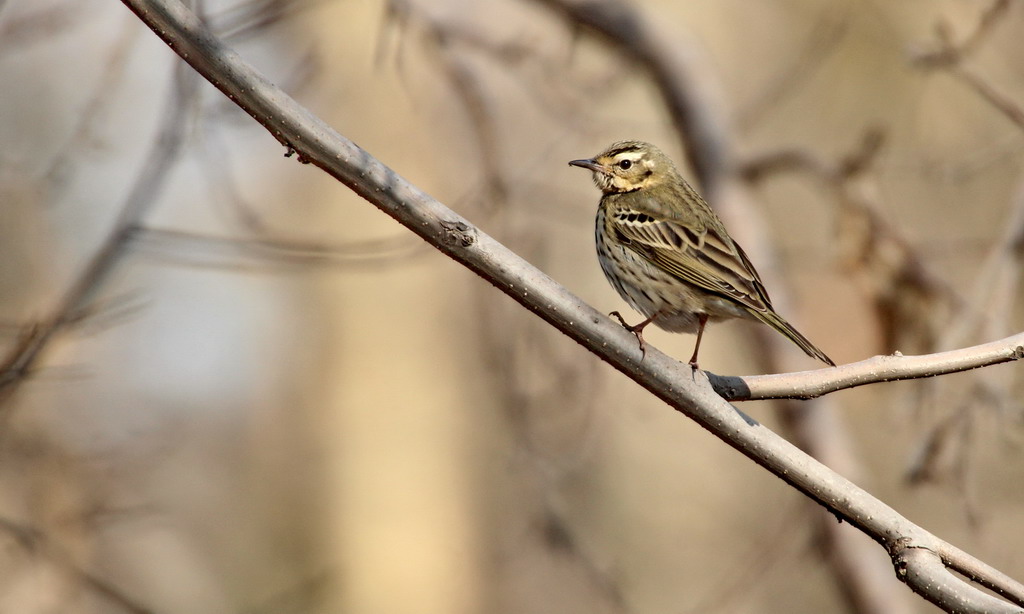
[116,0,1024,610]
[709,332,1024,401]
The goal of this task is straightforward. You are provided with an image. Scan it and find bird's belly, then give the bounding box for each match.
[597,240,750,333]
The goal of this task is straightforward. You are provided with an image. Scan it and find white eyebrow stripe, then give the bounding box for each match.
[615,151,645,162]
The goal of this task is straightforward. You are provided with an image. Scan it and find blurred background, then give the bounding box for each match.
[1,0,1022,612]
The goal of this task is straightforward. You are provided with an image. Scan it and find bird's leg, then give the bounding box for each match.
[609,311,657,359]
[687,314,709,369]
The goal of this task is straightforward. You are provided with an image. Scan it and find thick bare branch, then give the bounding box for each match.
[116,0,1024,611]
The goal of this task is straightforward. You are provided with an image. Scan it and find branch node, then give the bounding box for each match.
[441,220,476,247]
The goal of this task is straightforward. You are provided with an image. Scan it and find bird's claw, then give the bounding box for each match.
[609,311,648,359]
[609,311,628,327]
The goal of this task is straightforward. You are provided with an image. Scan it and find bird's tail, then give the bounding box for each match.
[753,309,835,366]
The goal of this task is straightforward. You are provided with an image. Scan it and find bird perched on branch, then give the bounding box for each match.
[569,140,834,368]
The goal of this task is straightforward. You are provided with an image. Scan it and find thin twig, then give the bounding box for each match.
[709,332,1024,401]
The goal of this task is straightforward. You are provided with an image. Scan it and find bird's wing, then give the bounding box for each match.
[608,201,772,313]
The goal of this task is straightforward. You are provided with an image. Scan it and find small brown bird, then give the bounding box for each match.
[569,140,834,368]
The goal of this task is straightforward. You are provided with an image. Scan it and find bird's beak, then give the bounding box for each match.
[568,158,608,174]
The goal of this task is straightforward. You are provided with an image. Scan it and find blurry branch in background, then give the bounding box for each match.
[903,162,1024,512]
[742,128,960,354]
[937,177,1024,363]
[135,228,424,272]
[390,1,509,205]
[735,9,849,132]
[42,20,142,187]
[0,0,424,411]
[687,497,813,613]
[911,0,1024,131]
[379,0,626,149]
[904,0,1024,499]
[925,0,1009,60]
[527,0,734,199]
[0,516,152,614]
[242,570,331,614]
[0,61,199,410]
[208,0,328,41]
[536,511,629,613]
[0,2,89,53]
[113,0,1024,611]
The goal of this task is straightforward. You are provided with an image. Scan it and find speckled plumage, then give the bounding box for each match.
[570,140,834,367]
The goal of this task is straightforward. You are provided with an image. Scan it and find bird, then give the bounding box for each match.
[569,140,834,368]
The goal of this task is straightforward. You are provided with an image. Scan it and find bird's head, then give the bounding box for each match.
[569,140,677,194]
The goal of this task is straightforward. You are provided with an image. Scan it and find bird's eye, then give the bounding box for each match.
[618,159,632,170]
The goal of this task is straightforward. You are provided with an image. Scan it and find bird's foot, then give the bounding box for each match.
[609,311,648,359]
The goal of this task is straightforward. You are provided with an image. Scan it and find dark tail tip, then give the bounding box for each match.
[759,310,835,367]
